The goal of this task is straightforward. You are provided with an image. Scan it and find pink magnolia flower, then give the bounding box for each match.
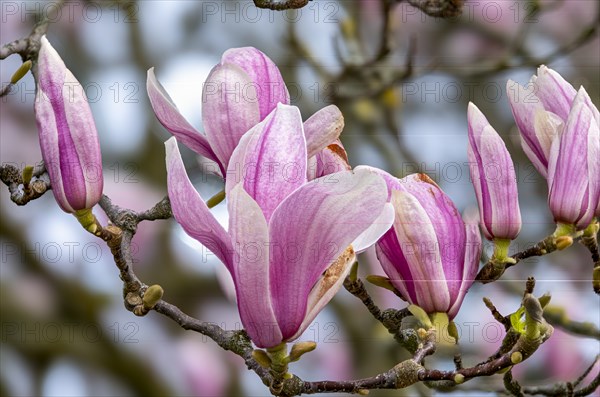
[507,66,600,229]
[547,88,600,229]
[467,102,521,240]
[34,36,103,213]
[148,47,344,176]
[507,65,599,178]
[166,104,393,348]
[360,167,482,319]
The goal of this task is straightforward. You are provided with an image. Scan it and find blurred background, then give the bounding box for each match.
[1,0,599,396]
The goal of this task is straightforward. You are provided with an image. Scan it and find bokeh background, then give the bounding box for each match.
[1,0,599,396]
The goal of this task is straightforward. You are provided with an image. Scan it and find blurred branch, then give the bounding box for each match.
[495,355,600,396]
[0,18,50,61]
[580,223,600,293]
[457,2,600,78]
[0,212,174,396]
[543,306,600,340]
[403,0,464,18]
[254,0,309,11]
[504,370,525,397]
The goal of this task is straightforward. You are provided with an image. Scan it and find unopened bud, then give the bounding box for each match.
[555,235,573,250]
[538,293,551,309]
[22,165,34,186]
[143,284,164,309]
[511,351,523,364]
[523,294,543,340]
[289,341,317,362]
[11,60,32,84]
[357,389,370,395]
[454,374,465,384]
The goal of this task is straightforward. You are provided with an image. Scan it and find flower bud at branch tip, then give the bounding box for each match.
[143,284,164,310]
[538,293,551,309]
[511,351,523,364]
[554,236,573,251]
[35,36,103,214]
[22,166,34,187]
[523,294,543,340]
[288,341,317,362]
[10,60,32,84]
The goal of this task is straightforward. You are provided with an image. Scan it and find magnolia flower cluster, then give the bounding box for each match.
[34,36,599,349]
[507,66,600,230]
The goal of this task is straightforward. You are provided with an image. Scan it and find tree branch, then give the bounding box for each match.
[477,236,558,283]
[0,163,51,205]
[253,0,309,11]
[343,275,415,351]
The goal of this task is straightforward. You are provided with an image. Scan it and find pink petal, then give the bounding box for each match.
[533,65,577,121]
[303,105,345,158]
[147,68,219,168]
[221,47,290,119]
[268,169,388,339]
[447,220,482,319]
[352,203,394,253]
[226,104,307,222]
[391,190,451,313]
[228,184,282,348]
[202,63,261,168]
[548,89,599,228]
[165,137,233,272]
[506,80,549,177]
[289,247,356,342]
[307,139,351,180]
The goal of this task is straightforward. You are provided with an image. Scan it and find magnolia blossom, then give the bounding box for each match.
[307,139,352,180]
[507,65,599,178]
[34,36,103,213]
[547,88,600,229]
[147,47,344,176]
[166,104,393,348]
[467,103,521,240]
[360,167,482,319]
